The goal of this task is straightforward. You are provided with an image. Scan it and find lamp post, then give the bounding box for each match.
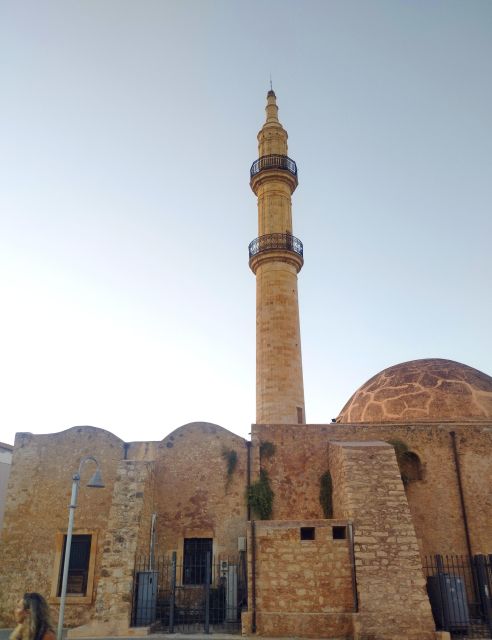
[57,456,104,640]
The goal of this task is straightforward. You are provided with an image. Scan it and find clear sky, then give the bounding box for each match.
[1,0,491,447]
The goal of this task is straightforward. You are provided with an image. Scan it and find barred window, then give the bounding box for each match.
[57,534,92,596]
[183,538,212,585]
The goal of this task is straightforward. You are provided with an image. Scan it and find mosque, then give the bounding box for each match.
[0,91,491,640]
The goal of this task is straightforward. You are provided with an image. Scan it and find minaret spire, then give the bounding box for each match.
[265,89,280,124]
[248,92,305,425]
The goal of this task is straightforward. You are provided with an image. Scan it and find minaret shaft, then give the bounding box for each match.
[255,261,305,424]
[249,91,305,424]
[257,181,293,235]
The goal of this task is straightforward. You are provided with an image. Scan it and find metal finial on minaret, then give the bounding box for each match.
[248,92,305,425]
[269,74,273,91]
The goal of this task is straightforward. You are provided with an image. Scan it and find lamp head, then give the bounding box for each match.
[86,468,105,488]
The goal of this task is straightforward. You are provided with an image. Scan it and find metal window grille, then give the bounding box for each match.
[57,534,91,596]
[183,538,212,585]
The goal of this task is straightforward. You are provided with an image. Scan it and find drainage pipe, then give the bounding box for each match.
[450,431,473,558]
[251,519,257,633]
[246,440,252,521]
[347,521,359,613]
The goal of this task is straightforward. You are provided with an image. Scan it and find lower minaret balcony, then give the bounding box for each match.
[248,233,304,274]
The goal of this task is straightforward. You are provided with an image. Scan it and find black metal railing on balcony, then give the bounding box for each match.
[250,154,297,179]
[248,233,303,259]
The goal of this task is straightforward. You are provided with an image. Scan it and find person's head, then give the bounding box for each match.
[15,593,52,640]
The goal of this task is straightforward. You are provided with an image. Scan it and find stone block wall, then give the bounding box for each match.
[0,422,249,633]
[253,422,492,557]
[135,462,156,558]
[245,519,355,638]
[152,422,249,561]
[69,460,154,637]
[328,440,436,640]
[0,427,123,628]
[254,260,305,425]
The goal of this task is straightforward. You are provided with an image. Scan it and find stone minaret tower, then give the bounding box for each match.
[249,90,305,424]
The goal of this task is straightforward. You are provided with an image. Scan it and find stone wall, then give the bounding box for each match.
[0,422,248,632]
[246,519,355,638]
[254,259,305,425]
[152,422,249,560]
[0,427,124,627]
[253,422,492,557]
[328,440,436,640]
[69,460,154,637]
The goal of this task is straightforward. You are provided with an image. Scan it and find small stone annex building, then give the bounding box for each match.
[1,92,492,640]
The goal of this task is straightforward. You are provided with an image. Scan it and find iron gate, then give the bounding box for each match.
[131,551,247,633]
[424,554,492,639]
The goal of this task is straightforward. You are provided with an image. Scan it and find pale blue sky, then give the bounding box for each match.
[1,0,491,446]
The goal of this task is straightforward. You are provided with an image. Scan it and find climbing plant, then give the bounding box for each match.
[222,448,238,476]
[319,470,333,518]
[247,469,274,519]
[222,448,238,490]
[259,441,276,460]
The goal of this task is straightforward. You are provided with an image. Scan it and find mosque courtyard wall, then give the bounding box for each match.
[0,422,249,631]
[253,421,492,558]
[0,427,124,627]
[1,419,491,638]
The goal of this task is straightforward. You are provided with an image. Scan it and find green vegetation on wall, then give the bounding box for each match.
[259,441,276,460]
[222,448,238,477]
[247,469,274,519]
[319,470,333,518]
[222,448,238,490]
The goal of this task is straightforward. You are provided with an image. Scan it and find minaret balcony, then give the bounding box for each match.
[250,154,298,194]
[249,232,303,258]
[250,154,298,178]
[248,233,304,274]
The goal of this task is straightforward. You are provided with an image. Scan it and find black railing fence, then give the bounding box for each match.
[424,554,492,638]
[248,233,303,259]
[250,154,297,179]
[131,552,246,634]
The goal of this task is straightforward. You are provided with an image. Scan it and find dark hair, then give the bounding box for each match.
[22,593,53,640]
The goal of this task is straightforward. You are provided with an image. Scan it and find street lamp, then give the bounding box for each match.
[57,456,105,640]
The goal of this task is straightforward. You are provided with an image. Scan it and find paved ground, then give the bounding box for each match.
[0,635,248,640]
[0,635,317,640]
[2,630,491,640]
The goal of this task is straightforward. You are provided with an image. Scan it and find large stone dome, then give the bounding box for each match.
[337,358,492,423]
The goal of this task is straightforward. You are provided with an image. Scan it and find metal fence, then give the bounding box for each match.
[423,554,492,638]
[131,551,246,634]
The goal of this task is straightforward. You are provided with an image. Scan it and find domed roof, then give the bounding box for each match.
[337,358,492,423]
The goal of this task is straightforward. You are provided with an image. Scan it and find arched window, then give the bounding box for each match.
[399,451,423,485]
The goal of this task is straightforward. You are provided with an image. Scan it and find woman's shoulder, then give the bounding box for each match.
[42,630,56,640]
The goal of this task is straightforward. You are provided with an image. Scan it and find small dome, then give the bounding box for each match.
[337,358,492,423]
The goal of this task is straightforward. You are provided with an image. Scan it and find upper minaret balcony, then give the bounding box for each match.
[250,153,298,181]
[250,90,298,195]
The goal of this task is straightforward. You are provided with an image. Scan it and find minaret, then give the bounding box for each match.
[249,90,305,424]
